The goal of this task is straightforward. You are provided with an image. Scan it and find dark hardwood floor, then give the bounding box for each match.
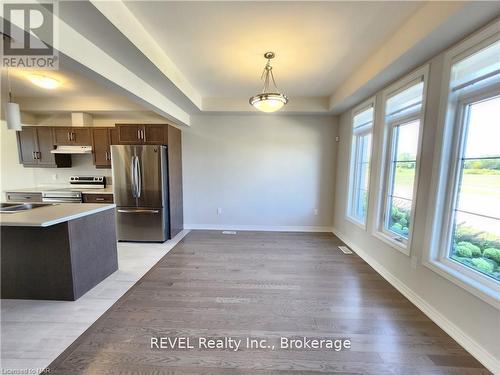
[47,231,490,374]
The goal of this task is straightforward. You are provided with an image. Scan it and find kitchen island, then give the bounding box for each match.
[1,203,118,301]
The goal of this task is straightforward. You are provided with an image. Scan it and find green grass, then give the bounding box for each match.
[395,167,500,199]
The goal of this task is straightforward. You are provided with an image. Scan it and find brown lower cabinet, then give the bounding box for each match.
[17,127,71,168]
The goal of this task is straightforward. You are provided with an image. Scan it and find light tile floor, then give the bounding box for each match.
[0,230,189,372]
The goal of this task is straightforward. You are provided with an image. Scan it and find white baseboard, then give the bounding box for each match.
[184,224,334,233]
[332,227,499,374]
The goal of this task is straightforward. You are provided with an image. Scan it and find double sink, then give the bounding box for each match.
[0,203,55,213]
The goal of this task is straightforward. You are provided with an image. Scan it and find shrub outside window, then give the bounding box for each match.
[347,104,374,227]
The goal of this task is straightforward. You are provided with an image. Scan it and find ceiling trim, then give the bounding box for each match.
[328,2,500,114]
[90,0,203,110]
[4,0,192,126]
[16,96,146,113]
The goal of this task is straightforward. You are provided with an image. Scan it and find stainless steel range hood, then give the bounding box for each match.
[51,145,93,154]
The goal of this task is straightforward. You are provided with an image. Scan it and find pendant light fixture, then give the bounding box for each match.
[3,34,22,131]
[249,52,288,113]
[4,70,22,131]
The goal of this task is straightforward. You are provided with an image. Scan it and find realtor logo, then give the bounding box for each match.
[2,2,58,69]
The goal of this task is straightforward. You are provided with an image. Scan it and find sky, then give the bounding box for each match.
[465,95,500,158]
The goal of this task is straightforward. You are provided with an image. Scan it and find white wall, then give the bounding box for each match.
[332,51,499,370]
[183,114,337,231]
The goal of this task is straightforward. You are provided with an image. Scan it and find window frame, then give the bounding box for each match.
[423,24,500,308]
[373,66,429,255]
[346,98,375,229]
[438,87,500,287]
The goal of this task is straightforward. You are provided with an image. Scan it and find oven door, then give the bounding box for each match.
[42,191,83,203]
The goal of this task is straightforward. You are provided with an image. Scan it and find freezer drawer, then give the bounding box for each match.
[115,207,169,242]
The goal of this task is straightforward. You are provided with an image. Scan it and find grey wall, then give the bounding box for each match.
[183,114,337,230]
[332,52,499,366]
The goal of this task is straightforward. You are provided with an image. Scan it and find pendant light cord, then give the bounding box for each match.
[3,34,13,102]
[7,67,12,103]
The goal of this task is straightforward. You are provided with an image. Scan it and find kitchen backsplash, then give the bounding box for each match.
[33,154,112,186]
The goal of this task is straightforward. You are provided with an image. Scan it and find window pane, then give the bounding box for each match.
[353,107,374,129]
[350,133,372,223]
[387,197,411,238]
[450,211,500,281]
[463,96,500,159]
[449,96,500,282]
[450,41,500,89]
[392,161,415,201]
[386,81,424,117]
[385,121,420,239]
[457,158,500,219]
[395,120,419,161]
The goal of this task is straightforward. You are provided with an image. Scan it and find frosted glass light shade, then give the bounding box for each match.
[249,93,288,113]
[5,102,22,131]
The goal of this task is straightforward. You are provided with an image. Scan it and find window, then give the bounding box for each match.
[385,119,419,240]
[435,39,500,285]
[425,29,500,306]
[449,94,500,281]
[347,103,374,226]
[376,69,427,253]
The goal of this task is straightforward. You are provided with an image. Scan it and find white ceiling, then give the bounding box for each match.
[9,66,118,98]
[124,1,423,98]
[6,1,498,120]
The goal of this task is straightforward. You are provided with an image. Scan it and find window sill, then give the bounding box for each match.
[372,230,410,256]
[423,258,500,309]
[345,216,367,231]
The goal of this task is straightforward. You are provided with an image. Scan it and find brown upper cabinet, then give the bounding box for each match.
[91,128,112,168]
[17,127,71,168]
[116,124,167,145]
[16,125,173,169]
[53,127,91,146]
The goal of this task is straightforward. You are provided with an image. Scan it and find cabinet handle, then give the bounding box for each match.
[137,129,141,140]
[95,197,105,201]
[32,151,36,160]
[67,132,71,141]
[36,151,41,159]
[141,129,145,141]
[72,132,75,141]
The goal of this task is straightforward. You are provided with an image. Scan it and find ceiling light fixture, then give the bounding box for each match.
[3,71,21,131]
[249,52,288,113]
[27,74,60,89]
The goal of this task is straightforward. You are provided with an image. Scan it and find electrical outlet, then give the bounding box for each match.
[52,174,58,181]
[314,208,318,216]
[217,208,222,216]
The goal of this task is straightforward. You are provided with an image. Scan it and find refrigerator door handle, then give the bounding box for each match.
[117,209,160,214]
[130,156,136,198]
[135,156,142,198]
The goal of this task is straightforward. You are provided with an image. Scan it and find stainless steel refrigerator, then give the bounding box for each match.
[111,145,169,242]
